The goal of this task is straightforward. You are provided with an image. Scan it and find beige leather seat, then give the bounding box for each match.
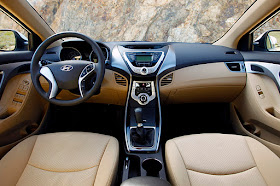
[165,133,280,186]
[0,132,119,186]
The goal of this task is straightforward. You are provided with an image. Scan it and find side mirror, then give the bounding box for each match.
[266,31,280,51]
[254,30,280,52]
[0,29,28,51]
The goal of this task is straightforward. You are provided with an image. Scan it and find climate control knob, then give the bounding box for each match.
[140,95,147,103]
[138,93,149,105]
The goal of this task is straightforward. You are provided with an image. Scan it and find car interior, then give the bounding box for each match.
[0,0,280,185]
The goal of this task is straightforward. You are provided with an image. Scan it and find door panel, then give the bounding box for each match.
[233,67,280,156]
[0,72,48,158]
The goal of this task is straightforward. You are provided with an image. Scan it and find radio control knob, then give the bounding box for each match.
[140,67,148,75]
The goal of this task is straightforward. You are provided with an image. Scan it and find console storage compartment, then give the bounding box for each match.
[122,148,167,183]
[121,176,171,186]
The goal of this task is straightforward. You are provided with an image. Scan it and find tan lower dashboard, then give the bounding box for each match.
[159,62,246,104]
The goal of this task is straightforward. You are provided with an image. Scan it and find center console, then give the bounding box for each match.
[125,80,160,152]
[121,47,166,152]
[117,45,170,183]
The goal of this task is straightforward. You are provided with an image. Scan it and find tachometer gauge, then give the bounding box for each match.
[89,47,108,63]
[60,47,82,61]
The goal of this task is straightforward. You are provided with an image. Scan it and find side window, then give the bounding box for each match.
[253,12,280,51]
[0,10,29,51]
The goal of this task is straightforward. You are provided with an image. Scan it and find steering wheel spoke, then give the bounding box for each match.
[39,59,55,67]
[40,66,59,99]
[78,63,96,97]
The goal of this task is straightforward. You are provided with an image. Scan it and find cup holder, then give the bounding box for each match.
[142,158,163,177]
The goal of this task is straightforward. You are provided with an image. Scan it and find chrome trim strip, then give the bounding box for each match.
[40,67,58,99]
[245,61,280,92]
[157,45,176,75]
[78,63,95,97]
[111,46,131,75]
[124,74,133,152]
[155,75,162,152]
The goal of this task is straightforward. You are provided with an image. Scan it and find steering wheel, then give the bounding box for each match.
[31,32,105,106]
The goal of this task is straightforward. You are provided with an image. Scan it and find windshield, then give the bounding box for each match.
[26,0,255,43]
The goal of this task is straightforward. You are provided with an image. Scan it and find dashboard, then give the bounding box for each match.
[41,40,247,105]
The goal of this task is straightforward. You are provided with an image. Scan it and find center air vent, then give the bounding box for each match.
[161,73,173,86]
[114,73,127,86]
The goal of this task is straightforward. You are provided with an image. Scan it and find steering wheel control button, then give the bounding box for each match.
[81,69,87,77]
[86,66,92,72]
[140,67,148,75]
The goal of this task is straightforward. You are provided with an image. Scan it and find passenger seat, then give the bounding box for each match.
[165,134,280,186]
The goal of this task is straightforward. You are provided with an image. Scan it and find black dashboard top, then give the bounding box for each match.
[42,40,245,78]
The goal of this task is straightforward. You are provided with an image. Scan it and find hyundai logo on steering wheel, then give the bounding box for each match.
[60,65,73,72]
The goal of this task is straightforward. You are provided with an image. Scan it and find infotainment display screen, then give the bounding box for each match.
[135,55,152,62]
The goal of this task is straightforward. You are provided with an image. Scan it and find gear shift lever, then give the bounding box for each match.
[133,108,145,144]
[135,107,143,127]
[131,107,154,147]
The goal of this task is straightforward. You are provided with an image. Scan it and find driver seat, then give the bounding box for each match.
[0,132,119,186]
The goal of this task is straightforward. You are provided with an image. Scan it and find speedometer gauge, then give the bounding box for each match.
[60,47,82,61]
[89,47,108,63]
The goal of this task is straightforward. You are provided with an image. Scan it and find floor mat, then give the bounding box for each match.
[45,103,125,141]
[161,103,235,143]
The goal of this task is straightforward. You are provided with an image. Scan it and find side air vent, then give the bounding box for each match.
[161,73,173,86]
[114,73,127,86]
[226,63,241,71]
[17,64,30,73]
[251,65,264,73]
[225,62,245,72]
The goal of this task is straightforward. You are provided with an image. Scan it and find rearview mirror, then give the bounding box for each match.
[0,29,28,51]
[254,30,280,51]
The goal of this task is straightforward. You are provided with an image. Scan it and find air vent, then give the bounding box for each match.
[114,73,127,86]
[161,73,173,86]
[17,64,30,73]
[226,62,241,71]
[225,51,237,55]
[251,65,264,73]
[122,45,165,49]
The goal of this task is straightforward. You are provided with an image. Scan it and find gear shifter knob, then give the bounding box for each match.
[135,108,143,126]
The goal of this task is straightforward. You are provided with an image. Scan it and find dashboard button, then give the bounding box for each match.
[140,67,148,75]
